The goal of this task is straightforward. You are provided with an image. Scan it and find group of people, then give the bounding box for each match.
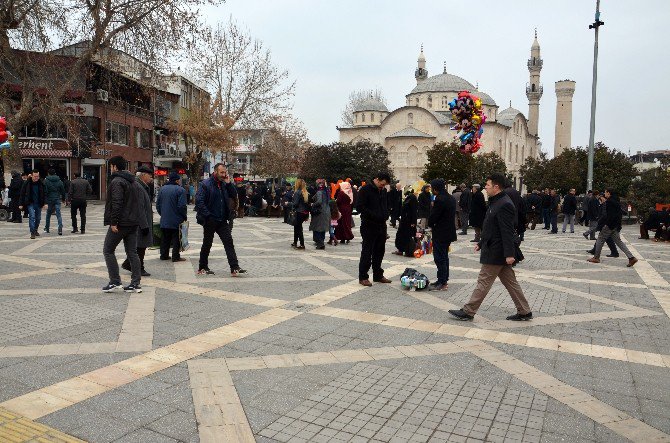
[5,169,91,237]
[639,207,670,242]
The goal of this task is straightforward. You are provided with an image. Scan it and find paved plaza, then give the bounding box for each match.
[0,204,669,442]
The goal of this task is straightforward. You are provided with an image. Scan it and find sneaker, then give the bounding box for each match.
[44,227,49,233]
[448,309,474,321]
[30,232,35,239]
[58,227,62,235]
[197,268,215,275]
[231,267,247,277]
[141,269,151,277]
[102,283,123,293]
[123,284,142,293]
[506,312,533,321]
[582,232,589,239]
[35,231,40,236]
[627,257,638,267]
[71,229,79,234]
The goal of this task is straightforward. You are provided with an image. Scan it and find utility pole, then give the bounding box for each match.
[587,0,604,191]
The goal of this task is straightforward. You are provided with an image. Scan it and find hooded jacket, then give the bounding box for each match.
[104,170,143,227]
[44,175,65,203]
[427,179,457,243]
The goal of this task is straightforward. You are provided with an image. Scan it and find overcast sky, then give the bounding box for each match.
[202,0,669,156]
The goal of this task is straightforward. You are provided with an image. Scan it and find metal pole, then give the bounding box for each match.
[587,0,604,191]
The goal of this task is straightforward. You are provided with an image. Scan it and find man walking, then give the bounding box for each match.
[19,169,45,239]
[8,171,23,223]
[357,172,391,287]
[122,167,154,276]
[561,188,577,233]
[427,179,457,291]
[43,169,65,235]
[156,172,188,262]
[504,183,526,241]
[583,190,601,240]
[549,189,560,234]
[588,189,638,267]
[470,184,487,242]
[525,190,542,230]
[282,184,294,224]
[542,188,551,229]
[195,163,246,276]
[102,156,145,293]
[449,173,532,321]
[68,172,92,233]
[458,183,471,235]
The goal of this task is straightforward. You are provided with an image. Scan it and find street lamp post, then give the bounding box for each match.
[587,0,604,191]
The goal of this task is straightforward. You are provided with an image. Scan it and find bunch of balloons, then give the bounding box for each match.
[0,117,12,150]
[448,91,486,154]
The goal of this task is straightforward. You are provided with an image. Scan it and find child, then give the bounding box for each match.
[327,200,341,246]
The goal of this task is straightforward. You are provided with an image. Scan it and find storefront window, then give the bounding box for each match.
[32,159,68,180]
[105,121,129,145]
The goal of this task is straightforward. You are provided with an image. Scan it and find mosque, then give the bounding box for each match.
[337,32,575,188]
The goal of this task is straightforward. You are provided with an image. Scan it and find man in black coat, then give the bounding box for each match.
[469,184,486,242]
[417,184,432,230]
[588,189,638,266]
[458,184,471,235]
[427,179,457,291]
[357,173,391,287]
[19,169,46,238]
[388,182,402,228]
[449,173,532,321]
[542,188,551,229]
[8,171,23,223]
[549,189,560,234]
[525,190,542,230]
[561,188,578,233]
[504,184,526,241]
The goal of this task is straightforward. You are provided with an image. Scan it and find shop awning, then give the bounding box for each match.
[21,149,72,158]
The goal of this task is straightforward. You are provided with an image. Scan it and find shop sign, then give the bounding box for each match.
[62,103,94,117]
[154,167,169,176]
[17,137,69,150]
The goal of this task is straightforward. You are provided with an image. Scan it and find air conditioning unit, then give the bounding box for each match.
[96,89,109,102]
[158,149,166,156]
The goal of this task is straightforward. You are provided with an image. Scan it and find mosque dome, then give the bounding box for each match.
[354,98,389,112]
[497,106,524,127]
[408,73,497,106]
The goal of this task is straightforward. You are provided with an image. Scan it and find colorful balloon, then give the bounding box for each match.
[449,91,485,154]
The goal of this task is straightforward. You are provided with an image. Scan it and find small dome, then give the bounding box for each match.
[354,98,389,112]
[472,89,497,106]
[409,73,475,95]
[497,106,524,127]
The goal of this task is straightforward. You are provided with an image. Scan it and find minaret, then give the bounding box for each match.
[415,45,428,84]
[554,80,576,156]
[526,29,543,137]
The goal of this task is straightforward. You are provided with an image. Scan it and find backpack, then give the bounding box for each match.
[400,268,430,290]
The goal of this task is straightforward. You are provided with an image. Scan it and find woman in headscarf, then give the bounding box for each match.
[335,181,355,244]
[308,179,331,250]
[393,186,418,256]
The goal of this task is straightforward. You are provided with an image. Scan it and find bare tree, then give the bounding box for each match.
[189,19,295,131]
[252,114,310,181]
[340,88,387,126]
[0,0,219,176]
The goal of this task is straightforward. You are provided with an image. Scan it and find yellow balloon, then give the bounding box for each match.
[472,115,481,125]
[474,99,482,108]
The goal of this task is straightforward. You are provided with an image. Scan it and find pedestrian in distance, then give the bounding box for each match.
[588,189,638,267]
[68,172,92,234]
[309,179,330,250]
[469,184,486,243]
[8,171,23,223]
[392,186,418,257]
[43,169,65,235]
[388,182,403,228]
[291,178,309,250]
[157,172,188,262]
[504,183,526,241]
[541,188,551,229]
[449,173,532,321]
[549,189,560,234]
[417,184,432,230]
[102,156,146,293]
[122,167,154,277]
[583,190,601,240]
[334,181,355,244]
[427,179,457,291]
[357,172,392,287]
[561,188,577,233]
[458,183,471,235]
[19,169,45,239]
[195,163,246,276]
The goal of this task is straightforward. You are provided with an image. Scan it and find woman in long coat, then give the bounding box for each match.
[393,188,418,256]
[334,181,354,243]
[309,179,331,250]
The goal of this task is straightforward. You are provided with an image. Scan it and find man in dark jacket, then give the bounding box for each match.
[157,172,188,262]
[525,190,542,230]
[549,189,560,234]
[122,167,154,276]
[102,156,145,293]
[588,189,638,266]
[43,169,65,235]
[469,184,487,242]
[417,184,432,230]
[282,184,294,223]
[504,184,526,241]
[449,173,532,321]
[542,188,551,229]
[68,172,92,233]
[388,182,402,228]
[427,179,457,291]
[19,169,46,239]
[458,184,471,235]
[8,171,23,223]
[195,163,246,276]
[357,172,391,287]
[561,188,578,233]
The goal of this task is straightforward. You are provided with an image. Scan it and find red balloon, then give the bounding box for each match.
[0,117,6,132]
[0,131,7,143]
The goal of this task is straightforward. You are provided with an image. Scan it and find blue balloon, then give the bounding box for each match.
[0,142,10,150]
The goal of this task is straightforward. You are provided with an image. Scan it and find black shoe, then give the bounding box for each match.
[35,231,40,236]
[231,267,247,277]
[58,227,62,235]
[470,239,478,242]
[71,229,79,234]
[606,254,620,258]
[316,245,325,250]
[30,232,35,239]
[172,257,187,262]
[160,256,171,261]
[586,249,595,254]
[448,309,474,321]
[102,283,123,293]
[44,227,49,233]
[582,232,589,239]
[197,268,215,275]
[121,261,131,272]
[506,312,533,321]
[81,229,85,234]
[141,269,151,277]
[123,284,142,293]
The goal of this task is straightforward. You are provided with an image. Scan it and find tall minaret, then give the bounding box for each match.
[526,29,543,137]
[415,45,428,84]
[554,80,576,156]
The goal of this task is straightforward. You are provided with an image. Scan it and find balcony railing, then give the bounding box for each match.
[527,59,543,69]
[526,84,544,95]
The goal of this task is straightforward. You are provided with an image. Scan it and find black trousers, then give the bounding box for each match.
[293,212,306,246]
[160,228,181,260]
[199,219,239,271]
[358,223,386,281]
[10,199,22,222]
[70,198,87,231]
[122,247,146,270]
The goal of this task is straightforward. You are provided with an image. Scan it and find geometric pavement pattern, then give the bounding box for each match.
[0,204,669,442]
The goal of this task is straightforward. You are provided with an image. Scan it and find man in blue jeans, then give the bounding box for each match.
[19,169,46,239]
[43,169,66,235]
[427,179,457,291]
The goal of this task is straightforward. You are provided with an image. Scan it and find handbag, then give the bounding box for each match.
[179,221,190,252]
[287,209,297,226]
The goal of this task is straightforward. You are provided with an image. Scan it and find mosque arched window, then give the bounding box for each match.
[442,96,448,108]
[427,95,433,108]
[371,113,374,122]
[408,113,414,125]
[355,113,358,122]
[515,144,519,163]
[498,139,502,155]
[532,84,536,92]
[533,57,536,65]
[362,113,365,123]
